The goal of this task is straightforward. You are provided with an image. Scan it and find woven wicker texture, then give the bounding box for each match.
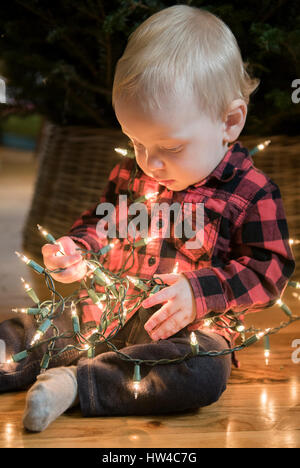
[22,121,128,259]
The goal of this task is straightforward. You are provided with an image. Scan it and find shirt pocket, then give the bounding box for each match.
[173,206,222,263]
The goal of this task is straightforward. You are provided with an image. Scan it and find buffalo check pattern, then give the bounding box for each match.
[68,141,295,361]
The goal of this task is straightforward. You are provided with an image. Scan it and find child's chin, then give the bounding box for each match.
[171,183,187,191]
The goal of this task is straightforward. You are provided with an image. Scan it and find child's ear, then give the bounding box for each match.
[222,99,247,143]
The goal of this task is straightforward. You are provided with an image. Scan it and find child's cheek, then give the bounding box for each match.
[135,156,145,173]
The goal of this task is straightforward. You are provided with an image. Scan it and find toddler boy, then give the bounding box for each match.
[0,5,295,432]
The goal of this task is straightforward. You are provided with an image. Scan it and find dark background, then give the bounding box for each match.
[0,0,299,141]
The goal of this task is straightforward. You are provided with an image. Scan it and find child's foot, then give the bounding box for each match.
[23,366,79,432]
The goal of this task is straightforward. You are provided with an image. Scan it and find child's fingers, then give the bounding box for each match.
[144,301,174,334]
[142,285,176,308]
[55,236,79,255]
[146,307,183,341]
[41,243,60,257]
[50,260,87,284]
[153,273,180,285]
[157,309,188,340]
[44,253,82,270]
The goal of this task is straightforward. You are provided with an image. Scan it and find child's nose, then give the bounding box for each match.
[146,150,165,171]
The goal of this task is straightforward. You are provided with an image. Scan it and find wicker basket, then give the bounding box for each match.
[22,121,128,259]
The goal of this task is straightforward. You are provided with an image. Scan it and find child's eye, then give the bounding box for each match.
[132,141,183,153]
[160,145,183,153]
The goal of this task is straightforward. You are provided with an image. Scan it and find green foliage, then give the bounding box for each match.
[0,0,299,134]
[0,114,42,138]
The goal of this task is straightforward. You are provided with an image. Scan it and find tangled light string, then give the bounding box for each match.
[8,140,300,399]
[10,228,300,398]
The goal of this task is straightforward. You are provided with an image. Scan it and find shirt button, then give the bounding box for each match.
[148,256,156,266]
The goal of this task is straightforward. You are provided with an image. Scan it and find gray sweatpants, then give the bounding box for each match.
[0,306,231,416]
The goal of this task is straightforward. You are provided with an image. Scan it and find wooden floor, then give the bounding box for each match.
[0,141,300,448]
[0,329,299,448]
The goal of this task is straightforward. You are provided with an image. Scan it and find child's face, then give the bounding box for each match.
[115,95,228,191]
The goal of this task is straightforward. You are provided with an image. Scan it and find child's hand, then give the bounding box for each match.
[142,273,197,341]
[42,236,87,283]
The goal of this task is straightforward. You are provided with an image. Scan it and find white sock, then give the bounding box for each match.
[23,365,79,432]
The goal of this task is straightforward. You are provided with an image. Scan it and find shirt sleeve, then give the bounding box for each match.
[182,183,296,325]
[66,161,122,253]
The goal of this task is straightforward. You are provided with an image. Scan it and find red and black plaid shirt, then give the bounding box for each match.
[68,141,295,356]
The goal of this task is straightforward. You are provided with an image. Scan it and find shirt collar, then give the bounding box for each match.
[190,140,252,189]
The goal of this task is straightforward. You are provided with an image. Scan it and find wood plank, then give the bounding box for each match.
[0,330,299,448]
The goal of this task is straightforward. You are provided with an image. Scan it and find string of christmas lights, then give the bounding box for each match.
[7,139,300,399]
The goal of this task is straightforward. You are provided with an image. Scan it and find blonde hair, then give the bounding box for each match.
[112,4,260,122]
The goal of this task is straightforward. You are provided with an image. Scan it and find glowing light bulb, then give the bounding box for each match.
[37,224,50,238]
[236,322,245,333]
[96,301,104,311]
[12,308,27,314]
[20,278,40,304]
[30,318,52,345]
[114,147,128,156]
[86,262,96,272]
[71,301,80,333]
[71,302,77,317]
[21,277,30,290]
[292,292,300,301]
[133,235,158,248]
[257,140,271,151]
[276,299,293,317]
[37,224,65,256]
[289,238,300,245]
[145,191,159,200]
[114,147,135,159]
[55,243,65,257]
[71,302,80,333]
[15,252,45,274]
[249,140,271,156]
[256,331,265,339]
[132,364,141,399]
[127,275,150,291]
[190,332,199,355]
[31,331,43,345]
[122,307,127,323]
[87,288,105,310]
[264,334,270,366]
[98,241,116,255]
[15,251,29,263]
[256,328,271,340]
[190,332,198,345]
[88,265,113,286]
[133,381,140,400]
[203,319,212,327]
[289,280,300,289]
